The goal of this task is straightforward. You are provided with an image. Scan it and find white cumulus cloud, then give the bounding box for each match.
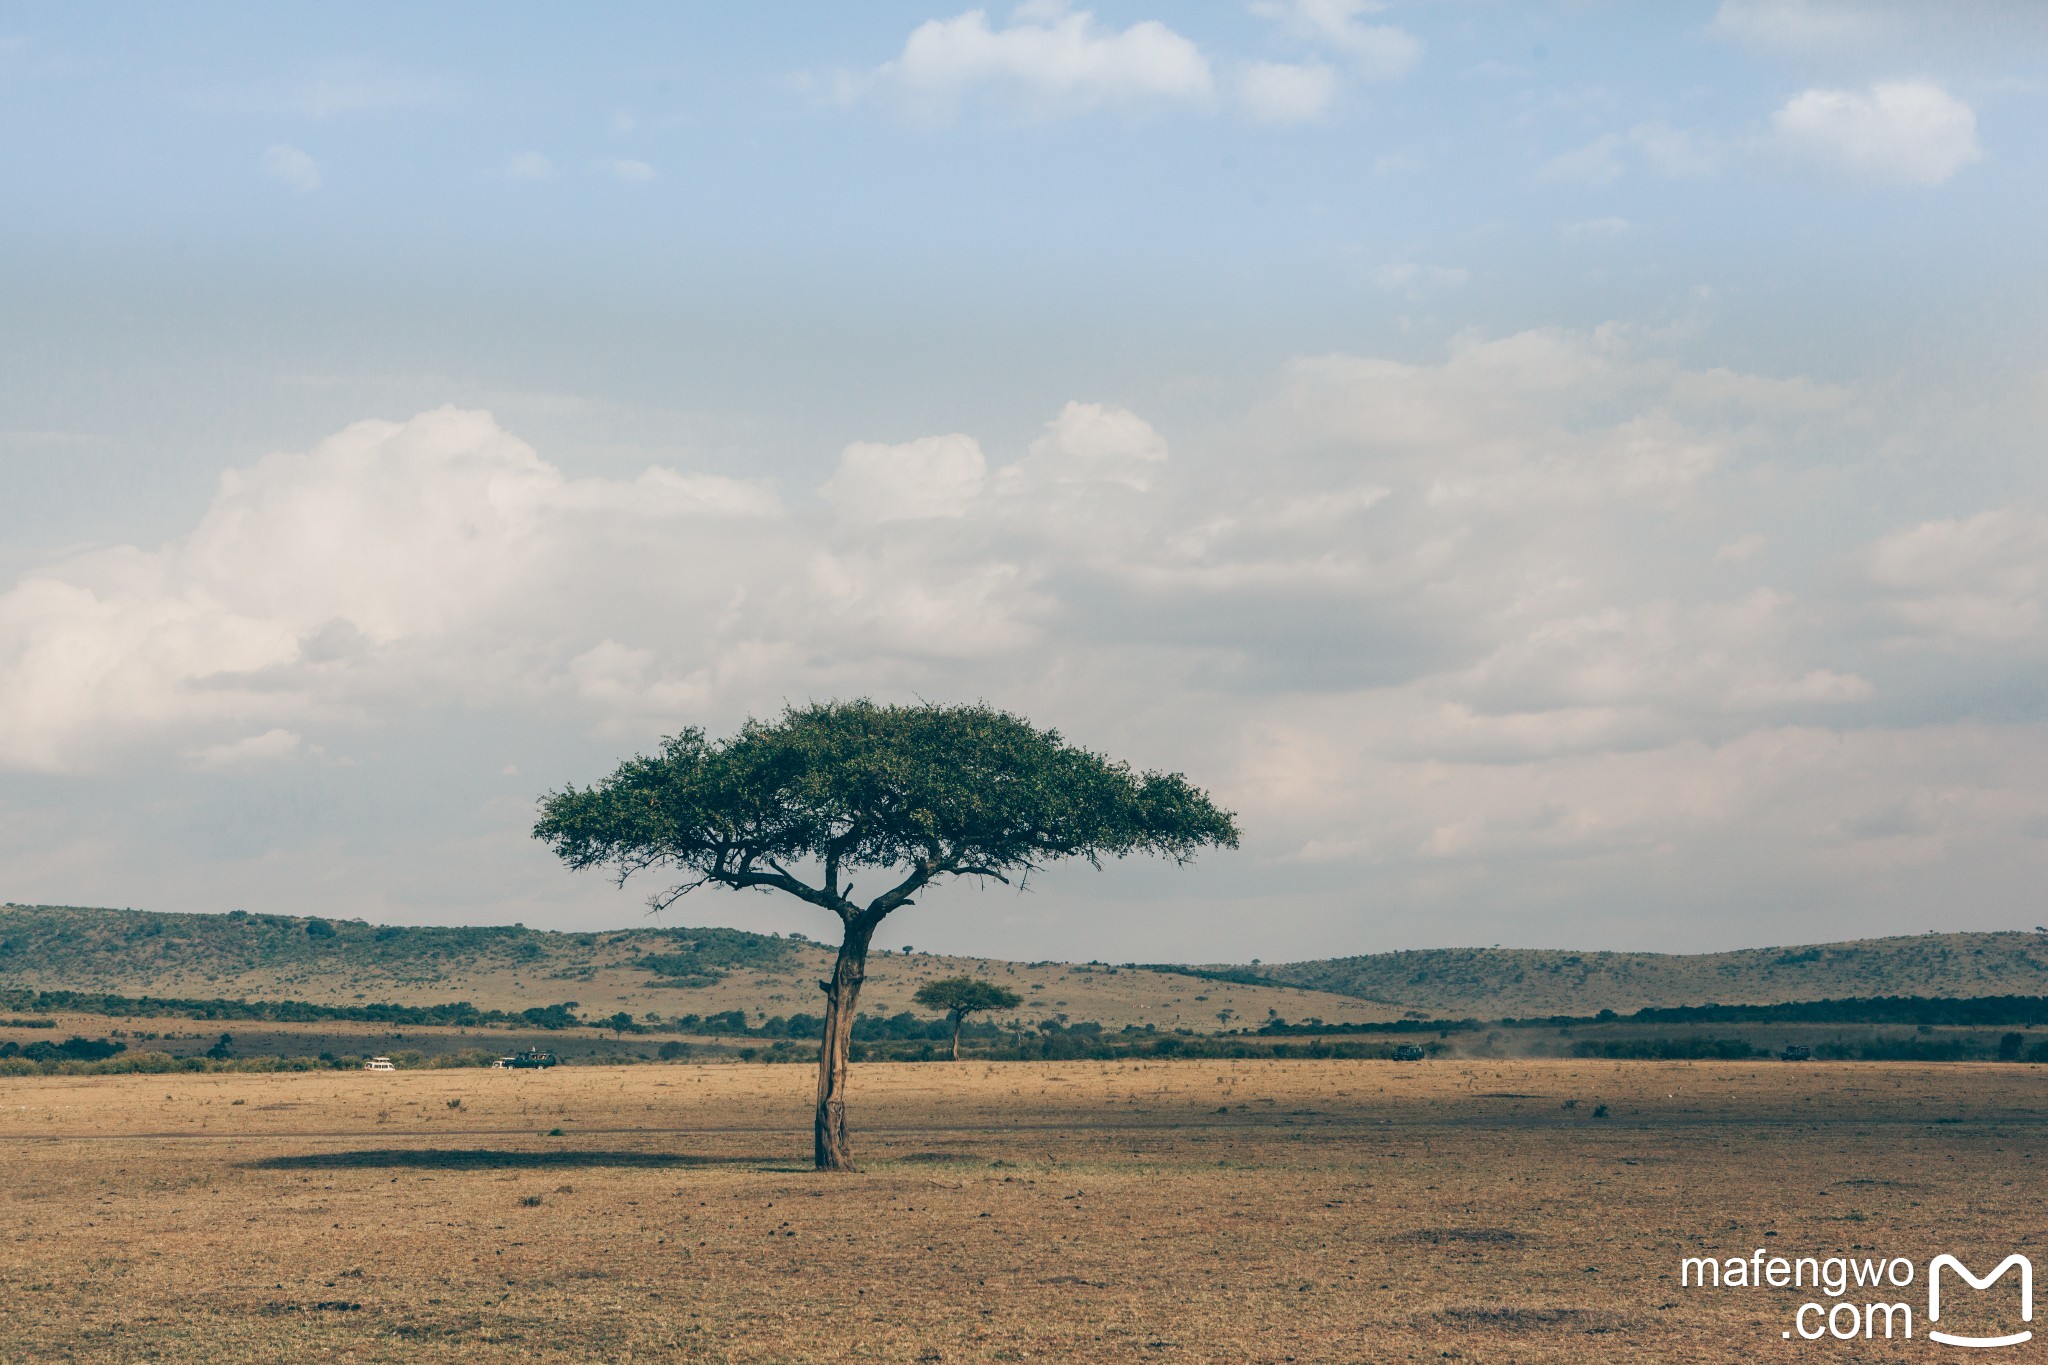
[820,434,989,522]
[13,348,2048,951]
[1866,508,2048,642]
[1772,81,1983,186]
[860,6,1213,121]
[0,407,777,772]
[1251,0,1421,81]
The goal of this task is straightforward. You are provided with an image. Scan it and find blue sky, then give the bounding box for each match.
[4,3,2048,960]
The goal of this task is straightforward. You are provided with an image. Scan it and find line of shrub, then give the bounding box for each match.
[0,988,584,1030]
[1510,995,2048,1029]
[0,1046,516,1077]
[1571,1037,1761,1060]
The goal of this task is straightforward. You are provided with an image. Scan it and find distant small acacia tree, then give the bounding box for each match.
[607,1011,636,1039]
[913,977,1023,1060]
[532,699,1238,1170]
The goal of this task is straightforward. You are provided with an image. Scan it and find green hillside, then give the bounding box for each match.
[0,904,1394,1031]
[0,904,794,998]
[1245,933,2048,1015]
[7,902,2047,1021]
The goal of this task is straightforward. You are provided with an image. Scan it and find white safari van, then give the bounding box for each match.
[363,1056,397,1072]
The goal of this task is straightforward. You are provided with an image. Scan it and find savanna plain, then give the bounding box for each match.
[2,1059,2038,1363]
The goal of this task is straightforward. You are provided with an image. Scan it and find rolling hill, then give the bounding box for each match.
[6,903,2047,1026]
[1235,933,2048,1015]
[0,904,1393,1032]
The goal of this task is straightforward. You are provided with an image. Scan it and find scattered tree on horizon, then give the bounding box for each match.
[912,976,1023,1060]
[532,699,1238,1171]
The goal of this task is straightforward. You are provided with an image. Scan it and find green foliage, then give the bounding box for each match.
[1235,932,2048,1016]
[0,904,540,981]
[0,1045,519,1078]
[532,700,1239,922]
[913,976,1023,1018]
[1139,963,1286,989]
[0,986,576,1029]
[1811,1033,1983,1062]
[634,926,796,985]
[13,1036,126,1063]
[0,903,797,1004]
[1571,1036,1757,1060]
[519,1003,581,1030]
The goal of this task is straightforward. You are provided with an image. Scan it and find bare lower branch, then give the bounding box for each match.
[954,864,1012,884]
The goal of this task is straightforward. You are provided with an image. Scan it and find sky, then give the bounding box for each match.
[3,1,2047,962]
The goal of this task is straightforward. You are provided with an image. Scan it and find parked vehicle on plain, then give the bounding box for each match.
[1780,1045,1812,1061]
[1392,1044,1426,1062]
[363,1056,396,1071]
[506,1049,558,1069]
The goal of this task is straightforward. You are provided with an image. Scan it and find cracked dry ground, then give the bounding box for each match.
[1,1059,2039,1362]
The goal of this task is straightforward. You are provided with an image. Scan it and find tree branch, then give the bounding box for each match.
[726,863,849,916]
[953,864,1012,884]
[860,857,941,923]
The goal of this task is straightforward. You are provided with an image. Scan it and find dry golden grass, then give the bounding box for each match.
[1,1059,2037,1362]
[1,937,1397,1031]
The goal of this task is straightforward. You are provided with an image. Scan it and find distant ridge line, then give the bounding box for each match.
[5,904,2047,1017]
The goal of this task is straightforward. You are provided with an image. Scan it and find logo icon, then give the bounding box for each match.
[1928,1254,2033,1349]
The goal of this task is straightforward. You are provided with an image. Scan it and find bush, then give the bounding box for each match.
[1570,1037,1755,1060]
[23,1036,127,1063]
[1812,1034,1979,1062]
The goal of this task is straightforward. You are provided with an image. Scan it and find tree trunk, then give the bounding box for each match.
[814,918,876,1171]
[949,1012,963,1061]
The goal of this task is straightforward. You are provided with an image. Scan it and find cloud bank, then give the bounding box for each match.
[6,335,2047,952]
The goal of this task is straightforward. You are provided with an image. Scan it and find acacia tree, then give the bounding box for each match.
[913,976,1023,1060]
[532,699,1238,1170]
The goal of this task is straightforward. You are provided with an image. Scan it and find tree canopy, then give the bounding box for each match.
[914,975,1023,1060]
[913,976,1022,1019]
[533,699,1239,1168]
[533,699,1240,926]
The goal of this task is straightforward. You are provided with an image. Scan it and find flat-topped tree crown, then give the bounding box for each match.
[533,699,1239,924]
[914,976,1024,1060]
[533,699,1239,1170]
